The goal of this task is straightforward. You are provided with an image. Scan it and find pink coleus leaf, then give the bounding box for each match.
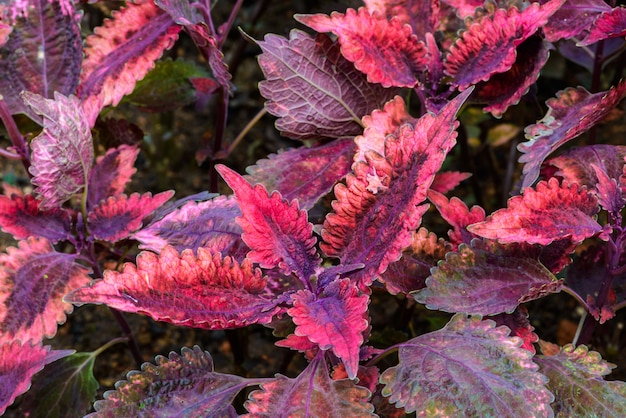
[536,344,626,416]
[132,195,244,256]
[296,8,428,88]
[427,189,485,247]
[380,314,554,415]
[363,0,441,40]
[0,340,72,415]
[0,194,71,242]
[321,91,471,287]
[468,178,601,245]
[578,6,626,46]
[87,144,139,210]
[87,191,173,243]
[0,237,92,344]
[429,171,471,194]
[543,0,610,41]
[257,30,397,140]
[491,306,539,354]
[78,1,181,125]
[21,91,93,210]
[244,353,375,416]
[65,246,282,330]
[443,0,486,19]
[444,0,563,90]
[91,346,247,417]
[245,138,355,210]
[413,240,562,315]
[217,165,320,281]
[518,81,626,189]
[591,164,625,216]
[288,279,369,380]
[0,0,81,121]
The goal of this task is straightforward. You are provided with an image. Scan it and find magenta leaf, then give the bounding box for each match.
[427,189,485,247]
[257,30,397,140]
[132,195,244,256]
[0,237,92,344]
[444,0,562,90]
[413,240,562,315]
[91,346,247,417]
[244,353,375,416]
[379,314,554,415]
[78,1,181,125]
[245,138,355,210]
[543,0,610,41]
[296,8,428,88]
[65,247,282,330]
[429,171,471,194]
[87,191,174,243]
[443,0,485,19]
[0,0,81,121]
[87,144,140,210]
[578,6,626,46]
[0,194,72,242]
[536,344,626,416]
[518,81,626,189]
[0,340,72,415]
[217,165,320,281]
[21,91,93,210]
[321,91,471,286]
[288,279,369,379]
[363,0,440,40]
[591,164,624,216]
[468,178,601,245]
[491,307,539,354]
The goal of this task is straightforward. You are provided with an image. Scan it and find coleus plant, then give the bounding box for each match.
[1,0,626,416]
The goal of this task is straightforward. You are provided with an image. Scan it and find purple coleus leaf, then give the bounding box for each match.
[427,189,485,247]
[321,91,471,287]
[468,178,602,245]
[65,246,283,330]
[87,144,139,210]
[543,0,610,41]
[536,344,626,416]
[578,6,626,45]
[90,346,247,417]
[0,340,72,415]
[363,0,441,40]
[491,307,539,354]
[21,91,93,210]
[444,0,563,90]
[287,279,369,380]
[245,138,355,211]
[413,240,562,316]
[217,165,320,282]
[0,194,72,242]
[518,81,626,189]
[244,352,375,416]
[0,0,81,121]
[296,8,429,88]
[379,314,554,415]
[78,0,181,125]
[257,30,398,140]
[132,195,244,257]
[87,191,174,243]
[591,163,625,217]
[0,237,92,344]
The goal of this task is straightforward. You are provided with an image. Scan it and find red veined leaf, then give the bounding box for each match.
[444,0,563,90]
[288,279,369,380]
[296,8,428,88]
[245,138,355,211]
[244,353,375,416]
[363,0,441,40]
[0,237,92,344]
[0,194,71,242]
[536,344,626,416]
[87,145,139,210]
[429,171,471,194]
[132,195,244,256]
[591,164,625,216]
[257,30,397,140]
[491,306,539,354]
[91,346,247,417]
[87,191,174,243]
[468,178,601,245]
[413,240,562,316]
[518,81,626,189]
[543,0,610,41]
[78,1,180,125]
[380,314,554,415]
[65,247,282,330]
[275,334,319,360]
[21,91,93,210]
[217,165,320,282]
[0,0,81,121]
[0,340,72,415]
[321,91,471,287]
[427,189,485,247]
[579,6,626,45]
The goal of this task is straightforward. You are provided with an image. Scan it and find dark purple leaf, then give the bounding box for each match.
[591,163,625,216]
[543,0,610,41]
[94,117,144,148]
[87,144,139,210]
[0,194,72,242]
[579,6,626,45]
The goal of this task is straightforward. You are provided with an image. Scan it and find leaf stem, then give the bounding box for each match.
[0,98,29,168]
[215,107,267,160]
[108,307,144,369]
[217,0,244,47]
[92,336,129,358]
[209,86,229,193]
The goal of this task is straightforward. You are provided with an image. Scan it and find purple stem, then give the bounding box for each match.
[217,0,244,48]
[209,86,228,193]
[587,39,605,145]
[0,99,29,168]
